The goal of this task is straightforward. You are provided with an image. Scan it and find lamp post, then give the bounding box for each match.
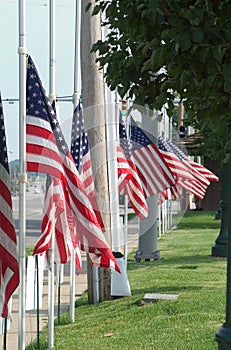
[212,165,227,257]
[215,158,231,349]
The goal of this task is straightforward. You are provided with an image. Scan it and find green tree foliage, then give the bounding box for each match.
[88,0,231,161]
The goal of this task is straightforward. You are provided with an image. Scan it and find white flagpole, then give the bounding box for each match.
[70,0,81,322]
[123,109,131,266]
[48,0,56,348]
[18,1,27,349]
[49,0,56,102]
[73,0,81,106]
[102,22,121,256]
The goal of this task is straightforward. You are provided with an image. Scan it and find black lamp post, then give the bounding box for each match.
[215,159,231,349]
[212,166,228,258]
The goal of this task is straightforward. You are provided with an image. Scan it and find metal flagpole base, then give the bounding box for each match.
[215,323,231,349]
[134,250,161,262]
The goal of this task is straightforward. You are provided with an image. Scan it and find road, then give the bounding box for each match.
[12,188,45,249]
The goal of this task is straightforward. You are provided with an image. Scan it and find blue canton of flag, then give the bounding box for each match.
[119,116,132,159]
[70,101,95,199]
[71,102,89,174]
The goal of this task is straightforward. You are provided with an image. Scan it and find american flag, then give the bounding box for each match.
[0,94,19,318]
[158,182,184,204]
[70,102,105,230]
[168,140,219,182]
[119,114,148,219]
[33,176,82,272]
[158,136,196,182]
[26,56,119,272]
[130,118,175,197]
[158,137,210,199]
[33,100,82,270]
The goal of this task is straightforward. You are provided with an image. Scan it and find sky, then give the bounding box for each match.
[0,0,78,162]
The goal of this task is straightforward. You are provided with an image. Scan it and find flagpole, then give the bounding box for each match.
[35,255,40,349]
[3,318,7,350]
[70,0,81,322]
[18,1,27,349]
[48,0,56,348]
[123,195,128,266]
[122,97,129,266]
[106,98,120,246]
[73,0,81,106]
[103,31,121,257]
[49,0,56,103]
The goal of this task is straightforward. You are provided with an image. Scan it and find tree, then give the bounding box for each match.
[87,1,231,348]
[88,0,231,161]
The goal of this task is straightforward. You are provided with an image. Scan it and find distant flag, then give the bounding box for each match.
[130,118,175,197]
[119,114,148,219]
[0,94,19,318]
[158,136,196,183]
[168,183,183,200]
[26,56,119,272]
[166,139,210,189]
[158,188,172,205]
[168,140,219,183]
[158,136,210,200]
[158,182,183,205]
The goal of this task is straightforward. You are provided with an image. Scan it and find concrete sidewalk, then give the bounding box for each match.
[2,216,139,350]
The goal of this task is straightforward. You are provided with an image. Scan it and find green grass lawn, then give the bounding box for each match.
[26,211,227,350]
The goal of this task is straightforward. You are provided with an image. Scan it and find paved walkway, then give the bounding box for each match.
[1,216,139,350]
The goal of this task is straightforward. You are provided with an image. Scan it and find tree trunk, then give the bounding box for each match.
[81,0,111,302]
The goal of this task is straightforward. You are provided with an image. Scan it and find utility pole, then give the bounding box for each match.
[81,0,111,302]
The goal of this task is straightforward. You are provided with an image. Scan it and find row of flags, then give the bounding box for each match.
[0,54,219,319]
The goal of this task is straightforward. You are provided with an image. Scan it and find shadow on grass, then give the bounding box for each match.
[177,221,220,230]
[176,211,220,230]
[127,253,225,271]
[131,284,202,297]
